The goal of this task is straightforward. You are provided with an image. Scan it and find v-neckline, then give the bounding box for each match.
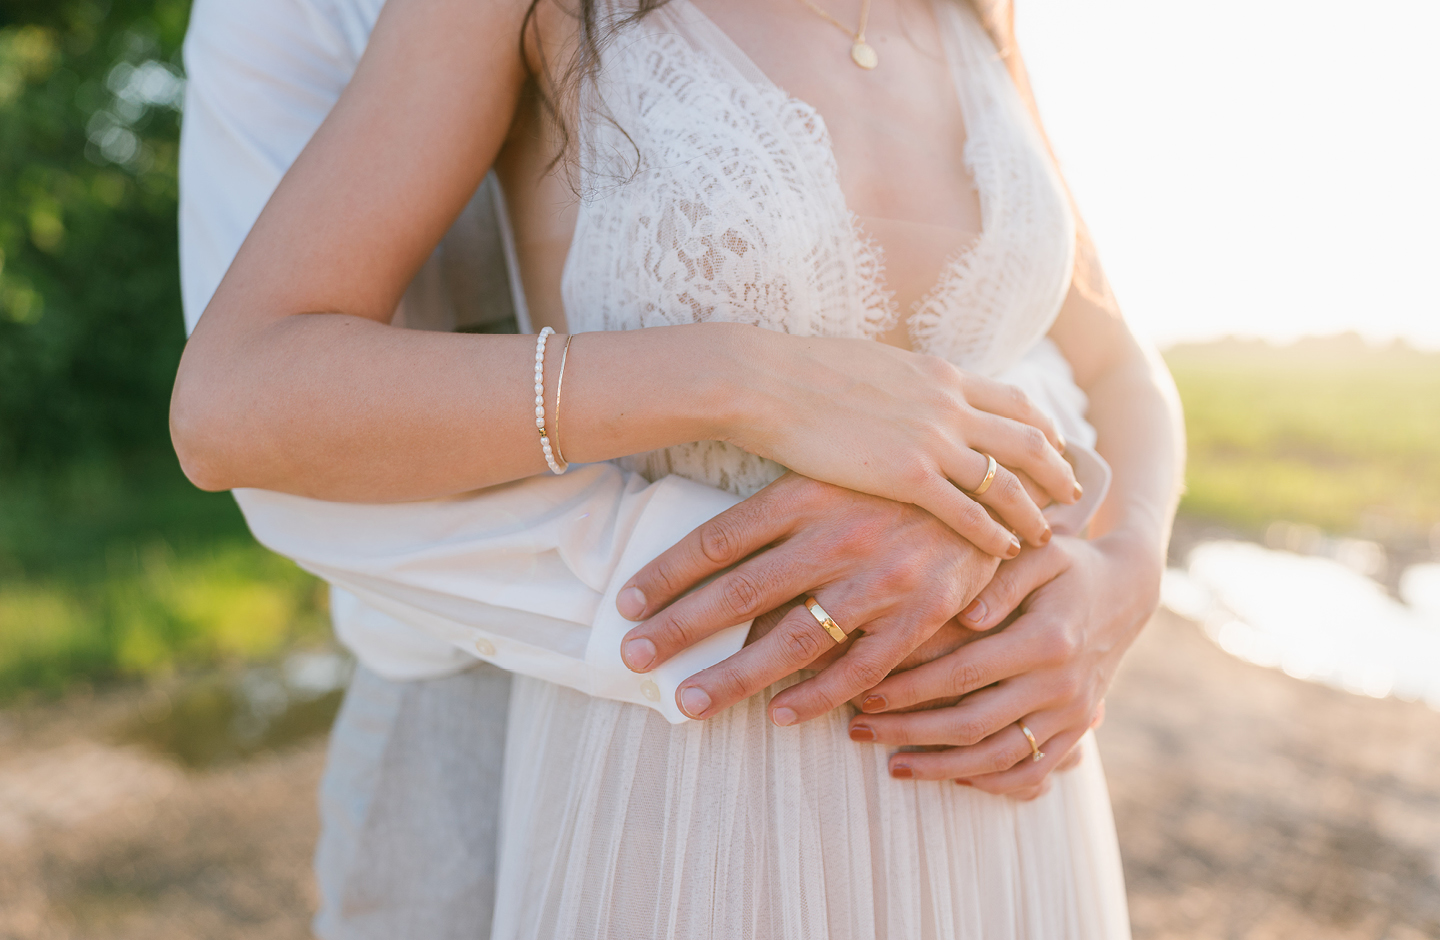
[670,0,990,348]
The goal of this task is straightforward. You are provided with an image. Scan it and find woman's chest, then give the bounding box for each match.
[690,0,981,236]
[510,0,1074,374]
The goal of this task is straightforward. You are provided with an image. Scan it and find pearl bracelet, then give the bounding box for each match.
[533,327,567,475]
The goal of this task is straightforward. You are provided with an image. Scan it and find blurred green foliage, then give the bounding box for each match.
[0,457,329,700]
[0,0,190,469]
[0,0,329,701]
[1168,334,1440,540]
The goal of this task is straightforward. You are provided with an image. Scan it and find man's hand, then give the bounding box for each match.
[845,531,1163,799]
[615,473,1000,724]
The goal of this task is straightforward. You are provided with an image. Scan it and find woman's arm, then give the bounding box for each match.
[832,7,1186,793]
[170,0,1082,558]
[845,228,1186,794]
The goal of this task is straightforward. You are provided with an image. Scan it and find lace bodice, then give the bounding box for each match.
[560,0,1076,497]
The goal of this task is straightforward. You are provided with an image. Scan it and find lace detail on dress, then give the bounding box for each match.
[561,0,1072,496]
[906,0,1076,373]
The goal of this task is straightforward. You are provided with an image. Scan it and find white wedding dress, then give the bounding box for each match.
[490,1,1131,937]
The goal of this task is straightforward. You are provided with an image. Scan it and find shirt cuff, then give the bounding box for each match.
[585,474,749,723]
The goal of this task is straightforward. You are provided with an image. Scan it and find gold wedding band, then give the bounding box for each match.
[970,454,998,497]
[803,596,849,644]
[1017,721,1044,762]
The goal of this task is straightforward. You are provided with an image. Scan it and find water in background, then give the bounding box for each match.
[1164,531,1440,709]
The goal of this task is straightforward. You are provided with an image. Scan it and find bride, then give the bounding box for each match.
[172,0,1182,935]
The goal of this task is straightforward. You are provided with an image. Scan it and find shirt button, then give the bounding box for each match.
[474,638,496,657]
[640,679,661,702]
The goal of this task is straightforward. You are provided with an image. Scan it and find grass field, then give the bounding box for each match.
[0,457,327,700]
[1,335,1436,700]
[1169,335,1440,541]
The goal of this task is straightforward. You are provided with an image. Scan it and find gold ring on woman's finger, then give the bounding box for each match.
[1017,720,1044,762]
[969,454,998,497]
[803,595,848,644]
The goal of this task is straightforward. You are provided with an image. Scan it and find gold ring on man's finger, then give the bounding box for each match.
[803,595,849,644]
[968,453,998,497]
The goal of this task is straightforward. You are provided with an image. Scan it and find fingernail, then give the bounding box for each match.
[678,686,711,719]
[1072,482,1084,502]
[861,695,887,713]
[617,586,647,620]
[771,706,798,727]
[849,724,875,742]
[1056,433,1067,454]
[890,764,913,780]
[955,779,974,787]
[1005,535,1021,559]
[621,637,656,672]
[961,598,986,625]
[1038,526,1053,546]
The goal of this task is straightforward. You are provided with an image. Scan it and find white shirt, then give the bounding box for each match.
[179,0,749,723]
[177,0,1109,725]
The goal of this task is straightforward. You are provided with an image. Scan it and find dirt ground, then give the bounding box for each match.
[1,610,1437,940]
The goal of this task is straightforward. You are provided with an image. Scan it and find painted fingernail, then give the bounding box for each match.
[621,637,656,672]
[955,779,974,787]
[1072,482,1084,502]
[890,764,913,780]
[861,695,887,713]
[678,686,711,719]
[961,598,986,625]
[1005,536,1022,559]
[1038,526,1053,546]
[1056,433,1067,454]
[617,586,647,621]
[771,706,798,727]
[849,724,875,742]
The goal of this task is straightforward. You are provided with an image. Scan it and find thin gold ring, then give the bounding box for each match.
[803,596,848,644]
[970,454,998,497]
[1017,721,1044,762]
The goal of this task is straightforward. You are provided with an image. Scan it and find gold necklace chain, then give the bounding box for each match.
[794,0,879,69]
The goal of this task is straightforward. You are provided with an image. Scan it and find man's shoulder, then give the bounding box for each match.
[185,0,389,71]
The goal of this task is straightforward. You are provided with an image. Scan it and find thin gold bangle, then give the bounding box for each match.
[552,334,574,469]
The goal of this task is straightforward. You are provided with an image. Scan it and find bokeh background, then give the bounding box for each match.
[0,0,1437,937]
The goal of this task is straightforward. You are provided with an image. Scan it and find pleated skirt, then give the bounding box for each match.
[492,675,1132,940]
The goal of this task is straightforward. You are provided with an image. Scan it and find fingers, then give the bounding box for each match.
[959,726,1089,796]
[949,449,1052,548]
[914,473,1022,560]
[672,591,866,720]
[857,628,1036,713]
[1013,469,1050,508]
[959,702,1103,798]
[957,543,1071,631]
[885,710,1066,782]
[850,675,1056,748]
[768,622,940,725]
[972,412,1080,509]
[1053,744,1085,774]
[621,541,821,672]
[959,375,1065,452]
[616,484,793,624]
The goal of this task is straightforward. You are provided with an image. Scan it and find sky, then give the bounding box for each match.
[1016,0,1440,350]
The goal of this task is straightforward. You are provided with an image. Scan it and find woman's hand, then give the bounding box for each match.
[843,531,1163,797]
[725,329,1079,557]
[617,473,1002,722]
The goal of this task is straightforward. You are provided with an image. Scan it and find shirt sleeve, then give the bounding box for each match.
[177,0,749,723]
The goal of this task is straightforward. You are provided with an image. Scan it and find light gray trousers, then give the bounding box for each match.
[313,663,511,940]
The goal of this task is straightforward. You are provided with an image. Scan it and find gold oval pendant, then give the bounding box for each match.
[850,40,878,70]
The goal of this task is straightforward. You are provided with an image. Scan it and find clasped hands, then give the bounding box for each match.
[617,462,1160,800]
